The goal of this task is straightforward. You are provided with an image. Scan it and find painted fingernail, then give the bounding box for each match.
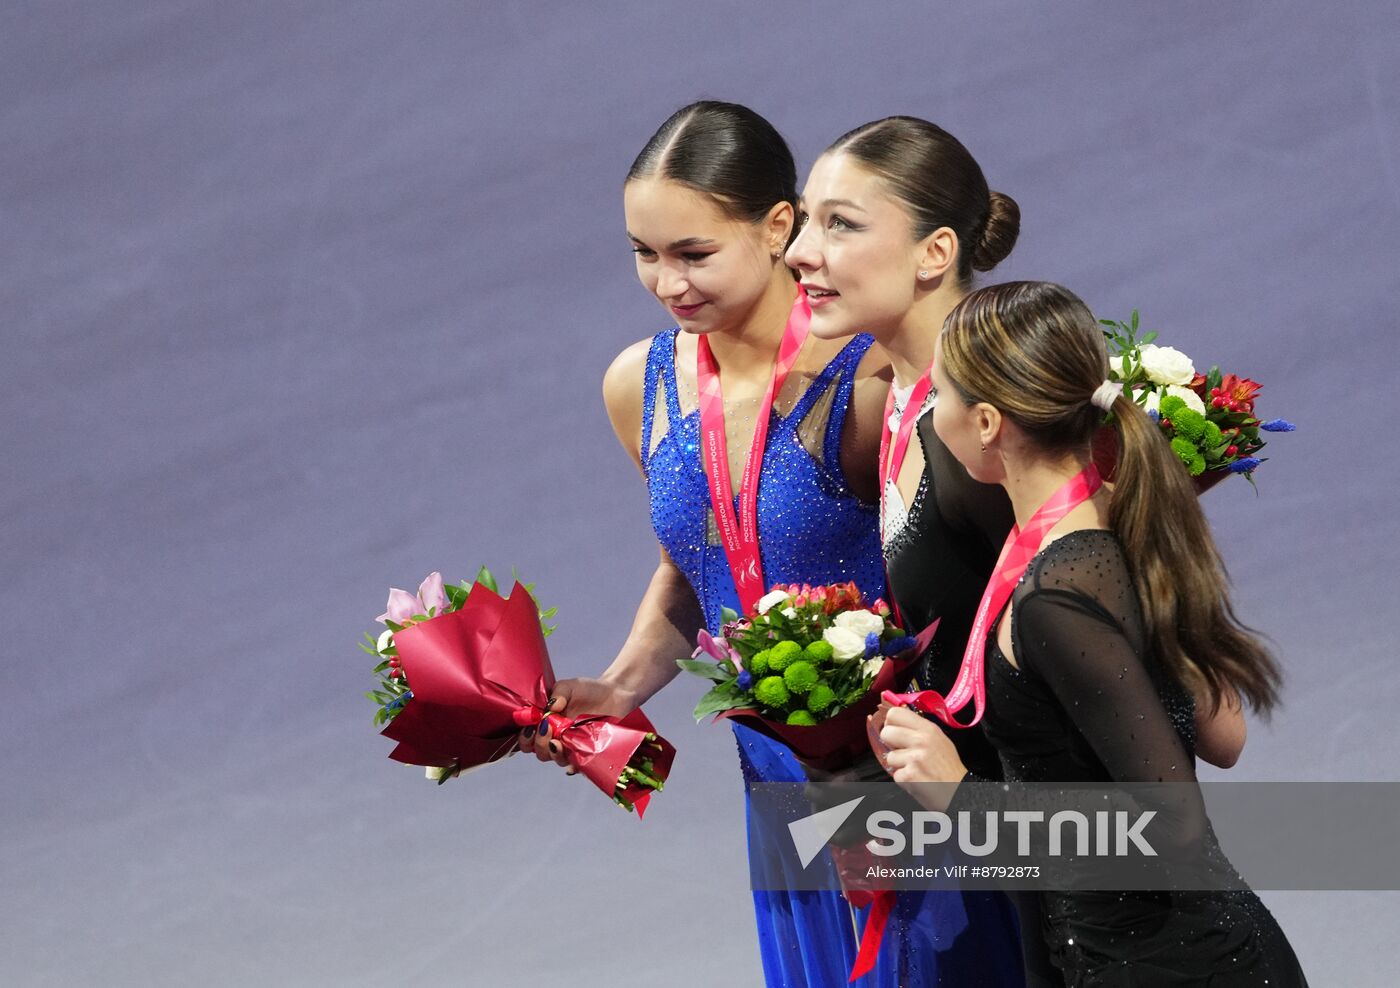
[538,717,550,735]
[522,727,535,739]
[548,740,562,756]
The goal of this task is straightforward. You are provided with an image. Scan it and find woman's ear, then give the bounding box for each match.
[765,200,795,257]
[974,402,1002,451]
[916,226,958,281]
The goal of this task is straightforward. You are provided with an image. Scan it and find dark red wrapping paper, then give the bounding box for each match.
[380,581,675,816]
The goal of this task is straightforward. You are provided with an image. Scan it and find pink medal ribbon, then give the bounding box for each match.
[696,290,811,615]
[879,372,935,504]
[882,462,1104,727]
[877,370,934,629]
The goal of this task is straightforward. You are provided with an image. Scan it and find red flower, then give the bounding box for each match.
[1216,374,1263,413]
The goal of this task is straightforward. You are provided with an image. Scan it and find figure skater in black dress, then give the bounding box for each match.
[874,281,1308,986]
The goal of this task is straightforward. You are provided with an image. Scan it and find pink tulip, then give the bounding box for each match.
[377,571,449,624]
[417,572,448,614]
[694,629,743,670]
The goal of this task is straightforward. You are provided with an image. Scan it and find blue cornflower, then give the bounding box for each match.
[1228,457,1263,473]
[882,635,918,656]
[737,670,754,690]
[1147,408,1161,422]
[1260,419,1296,432]
[865,632,881,659]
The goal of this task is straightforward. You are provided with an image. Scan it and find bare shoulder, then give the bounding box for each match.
[835,338,892,504]
[603,336,657,468]
[851,340,894,392]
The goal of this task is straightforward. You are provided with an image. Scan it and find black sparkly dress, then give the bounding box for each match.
[882,397,1058,985]
[882,400,1014,782]
[951,529,1309,986]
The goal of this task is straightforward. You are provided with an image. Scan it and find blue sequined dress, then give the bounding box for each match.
[641,328,1025,987]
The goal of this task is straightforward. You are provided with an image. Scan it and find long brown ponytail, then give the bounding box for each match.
[940,281,1281,714]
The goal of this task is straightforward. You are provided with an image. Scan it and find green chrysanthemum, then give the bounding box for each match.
[1202,421,1222,446]
[754,675,790,709]
[768,640,802,672]
[1170,436,1206,476]
[1172,408,1207,443]
[806,683,837,714]
[1159,395,1187,418]
[748,649,772,677]
[802,640,835,665]
[785,710,817,726]
[782,660,819,695]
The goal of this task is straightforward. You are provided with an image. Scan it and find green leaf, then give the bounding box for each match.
[676,658,733,682]
[1139,330,1158,346]
[475,566,498,593]
[719,606,740,625]
[693,686,751,720]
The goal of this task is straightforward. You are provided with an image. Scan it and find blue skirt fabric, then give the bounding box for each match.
[736,723,1027,987]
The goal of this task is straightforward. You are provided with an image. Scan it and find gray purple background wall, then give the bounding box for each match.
[4,2,1398,984]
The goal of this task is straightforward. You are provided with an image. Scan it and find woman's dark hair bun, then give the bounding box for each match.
[971,190,1020,272]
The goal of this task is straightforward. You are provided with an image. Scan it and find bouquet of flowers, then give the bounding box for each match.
[676,582,935,770]
[1099,311,1295,490]
[363,568,674,815]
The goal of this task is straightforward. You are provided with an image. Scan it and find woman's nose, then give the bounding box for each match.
[655,262,689,298]
[785,225,817,271]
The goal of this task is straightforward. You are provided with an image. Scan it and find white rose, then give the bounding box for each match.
[1165,384,1206,416]
[861,656,886,680]
[1139,388,1161,413]
[756,589,791,615]
[1138,345,1195,386]
[822,625,867,662]
[833,609,885,638]
[376,629,395,655]
[781,607,797,619]
[1108,354,1129,380]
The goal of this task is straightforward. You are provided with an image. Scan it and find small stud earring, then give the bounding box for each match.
[981,444,987,452]
[918,270,929,281]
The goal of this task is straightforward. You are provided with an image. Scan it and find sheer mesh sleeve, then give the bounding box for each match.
[949,533,1209,870]
[1014,587,1196,788]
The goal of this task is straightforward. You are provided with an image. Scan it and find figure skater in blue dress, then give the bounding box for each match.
[521,101,1026,986]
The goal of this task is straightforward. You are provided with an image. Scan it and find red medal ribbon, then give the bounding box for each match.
[882,463,1104,727]
[696,290,811,614]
